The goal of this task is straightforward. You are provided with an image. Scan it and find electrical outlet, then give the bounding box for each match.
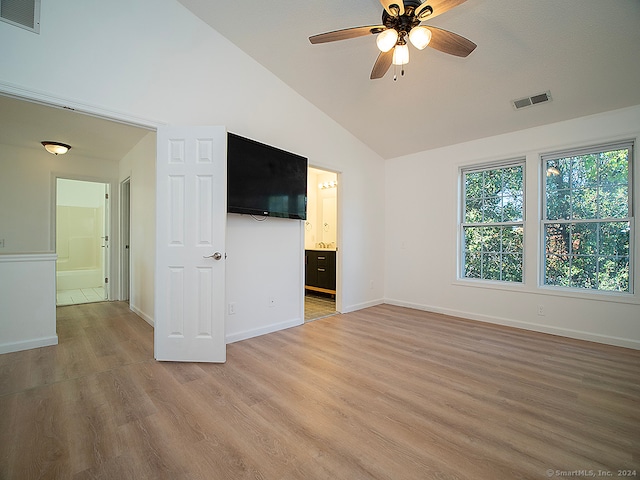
[268,297,276,307]
[228,303,236,315]
[537,305,545,316]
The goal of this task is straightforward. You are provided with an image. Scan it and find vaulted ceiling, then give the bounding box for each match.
[178,0,640,159]
[2,1,639,162]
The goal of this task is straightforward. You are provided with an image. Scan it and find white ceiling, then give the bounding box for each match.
[2,1,639,162]
[0,95,150,162]
[179,0,640,159]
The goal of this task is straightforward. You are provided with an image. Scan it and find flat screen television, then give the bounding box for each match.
[227,133,308,220]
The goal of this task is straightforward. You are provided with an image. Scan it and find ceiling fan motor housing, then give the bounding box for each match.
[382,0,424,37]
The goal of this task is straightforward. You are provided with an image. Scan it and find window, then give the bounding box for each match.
[461,162,525,282]
[542,141,633,293]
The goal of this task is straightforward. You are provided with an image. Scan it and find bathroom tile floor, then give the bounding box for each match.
[304,292,337,322]
[57,287,106,306]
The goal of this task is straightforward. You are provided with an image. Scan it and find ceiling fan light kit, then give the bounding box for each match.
[392,43,409,66]
[309,0,476,80]
[376,28,399,52]
[408,26,432,50]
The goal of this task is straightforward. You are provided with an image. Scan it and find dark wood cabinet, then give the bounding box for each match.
[305,250,336,294]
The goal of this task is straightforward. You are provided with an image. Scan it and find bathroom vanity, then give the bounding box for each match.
[305,249,336,295]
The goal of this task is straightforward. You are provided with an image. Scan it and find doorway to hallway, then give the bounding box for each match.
[55,178,109,306]
[304,167,338,322]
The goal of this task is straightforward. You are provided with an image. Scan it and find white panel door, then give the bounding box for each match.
[155,126,227,362]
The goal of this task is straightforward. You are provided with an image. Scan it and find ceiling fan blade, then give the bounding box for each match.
[426,26,476,57]
[309,25,385,44]
[415,0,467,21]
[380,0,404,17]
[370,50,393,79]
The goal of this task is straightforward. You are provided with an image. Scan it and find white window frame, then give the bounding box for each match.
[540,140,634,294]
[459,159,526,283]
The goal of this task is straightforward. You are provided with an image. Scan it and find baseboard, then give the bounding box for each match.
[0,335,58,354]
[384,298,640,350]
[226,318,303,344]
[341,298,385,314]
[130,304,154,327]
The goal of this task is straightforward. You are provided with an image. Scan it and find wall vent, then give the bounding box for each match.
[0,0,40,33]
[512,91,552,110]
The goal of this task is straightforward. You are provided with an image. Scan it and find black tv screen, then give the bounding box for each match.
[227,133,308,220]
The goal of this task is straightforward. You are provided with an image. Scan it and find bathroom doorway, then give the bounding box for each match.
[55,178,109,305]
[304,167,338,322]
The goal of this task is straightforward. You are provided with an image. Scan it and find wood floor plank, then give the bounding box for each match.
[0,301,638,479]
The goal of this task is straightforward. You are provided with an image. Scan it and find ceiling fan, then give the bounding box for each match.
[309,0,476,80]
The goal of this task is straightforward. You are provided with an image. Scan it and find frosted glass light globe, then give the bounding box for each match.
[376,29,399,52]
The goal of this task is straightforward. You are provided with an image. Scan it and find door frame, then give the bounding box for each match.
[306,164,343,315]
[52,175,115,302]
[1,84,160,306]
[120,177,131,302]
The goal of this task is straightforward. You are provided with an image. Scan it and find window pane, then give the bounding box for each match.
[502,195,523,222]
[483,197,501,223]
[571,256,597,289]
[464,227,483,253]
[572,187,597,219]
[483,226,501,252]
[464,252,481,278]
[599,222,630,257]
[599,185,628,218]
[545,254,570,287]
[503,167,522,194]
[482,253,501,280]
[465,172,483,199]
[598,257,629,292]
[571,223,597,255]
[572,155,598,188]
[462,163,524,283]
[502,254,522,282]
[543,142,632,293]
[546,190,571,220]
[502,226,523,253]
[484,169,502,196]
[599,149,629,186]
[465,198,482,223]
[545,223,569,255]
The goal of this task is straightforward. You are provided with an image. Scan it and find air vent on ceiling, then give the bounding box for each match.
[0,0,40,33]
[512,91,552,110]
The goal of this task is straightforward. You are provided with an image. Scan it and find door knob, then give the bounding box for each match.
[203,252,223,260]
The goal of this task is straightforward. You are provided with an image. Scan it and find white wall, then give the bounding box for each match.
[119,133,156,325]
[0,143,118,254]
[225,214,304,343]
[0,0,386,341]
[385,106,640,349]
[0,254,57,353]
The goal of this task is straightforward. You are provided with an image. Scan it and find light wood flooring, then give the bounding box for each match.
[0,302,638,479]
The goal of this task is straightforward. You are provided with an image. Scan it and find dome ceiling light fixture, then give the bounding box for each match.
[41,141,71,155]
[309,0,476,80]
